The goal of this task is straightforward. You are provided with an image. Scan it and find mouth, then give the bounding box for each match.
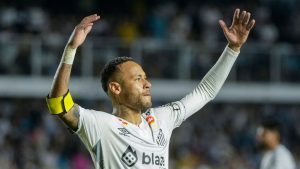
[143,92,151,96]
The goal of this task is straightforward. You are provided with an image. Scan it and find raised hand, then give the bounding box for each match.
[219,9,255,52]
[67,14,100,49]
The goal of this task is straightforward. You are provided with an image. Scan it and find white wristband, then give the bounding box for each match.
[62,46,77,65]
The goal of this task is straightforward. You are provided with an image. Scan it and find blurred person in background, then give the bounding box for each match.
[46,8,255,169]
[257,118,296,169]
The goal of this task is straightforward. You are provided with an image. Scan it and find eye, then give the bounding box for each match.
[135,77,141,81]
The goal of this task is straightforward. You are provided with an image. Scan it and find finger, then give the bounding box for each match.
[76,23,94,30]
[82,15,100,24]
[246,19,256,30]
[243,12,251,25]
[232,8,240,25]
[239,11,246,24]
[83,14,99,20]
[219,20,230,35]
[81,14,100,24]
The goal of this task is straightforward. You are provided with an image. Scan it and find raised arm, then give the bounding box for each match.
[48,14,100,131]
[180,9,255,119]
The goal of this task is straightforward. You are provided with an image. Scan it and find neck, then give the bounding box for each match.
[112,105,142,125]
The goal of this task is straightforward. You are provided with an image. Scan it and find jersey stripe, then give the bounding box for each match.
[93,140,104,169]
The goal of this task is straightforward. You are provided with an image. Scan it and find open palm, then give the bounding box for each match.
[219,9,255,51]
[68,14,100,49]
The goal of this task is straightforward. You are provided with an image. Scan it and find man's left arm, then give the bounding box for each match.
[180,9,255,119]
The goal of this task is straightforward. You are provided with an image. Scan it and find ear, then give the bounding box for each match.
[108,82,121,95]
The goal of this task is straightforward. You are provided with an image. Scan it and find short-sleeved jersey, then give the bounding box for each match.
[75,46,239,169]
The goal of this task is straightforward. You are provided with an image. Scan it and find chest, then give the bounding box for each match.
[98,117,167,150]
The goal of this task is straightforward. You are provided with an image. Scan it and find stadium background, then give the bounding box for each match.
[0,0,300,168]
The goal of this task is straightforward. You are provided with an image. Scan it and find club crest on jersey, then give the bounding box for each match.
[121,146,138,167]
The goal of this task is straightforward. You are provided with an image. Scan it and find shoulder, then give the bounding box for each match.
[153,101,185,114]
[151,101,187,129]
[78,105,114,121]
[152,101,186,121]
[276,145,292,156]
[275,145,295,164]
[75,106,117,137]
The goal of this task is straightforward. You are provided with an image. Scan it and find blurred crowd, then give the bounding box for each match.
[0,0,300,81]
[1,0,300,43]
[0,99,300,169]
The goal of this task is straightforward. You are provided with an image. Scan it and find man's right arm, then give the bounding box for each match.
[48,14,100,131]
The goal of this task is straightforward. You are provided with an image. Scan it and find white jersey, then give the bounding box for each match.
[75,46,239,169]
[260,145,296,169]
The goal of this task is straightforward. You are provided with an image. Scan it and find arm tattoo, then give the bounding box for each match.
[67,104,80,133]
[58,104,80,132]
[73,104,80,119]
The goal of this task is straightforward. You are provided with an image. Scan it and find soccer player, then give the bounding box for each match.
[46,9,255,169]
[257,118,296,169]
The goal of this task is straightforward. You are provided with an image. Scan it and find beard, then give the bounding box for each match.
[138,95,152,113]
[140,97,152,113]
[256,141,268,151]
[122,92,152,113]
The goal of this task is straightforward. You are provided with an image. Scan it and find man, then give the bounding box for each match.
[46,9,255,169]
[257,118,296,169]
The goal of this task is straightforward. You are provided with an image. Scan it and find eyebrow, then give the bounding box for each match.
[134,74,147,78]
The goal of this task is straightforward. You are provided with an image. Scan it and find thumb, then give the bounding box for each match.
[219,20,229,35]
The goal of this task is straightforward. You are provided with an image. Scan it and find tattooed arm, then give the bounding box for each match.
[48,14,100,131]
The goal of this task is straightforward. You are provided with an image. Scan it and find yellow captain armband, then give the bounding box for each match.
[46,90,74,115]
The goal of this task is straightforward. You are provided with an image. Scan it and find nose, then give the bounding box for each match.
[144,79,151,89]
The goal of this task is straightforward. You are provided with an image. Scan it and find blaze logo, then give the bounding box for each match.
[121,146,138,167]
[121,146,166,167]
[142,152,165,166]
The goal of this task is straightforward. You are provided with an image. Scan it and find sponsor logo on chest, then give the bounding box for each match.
[122,146,166,167]
[142,152,165,166]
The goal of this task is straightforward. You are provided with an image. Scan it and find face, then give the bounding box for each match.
[109,61,152,112]
[256,127,279,149]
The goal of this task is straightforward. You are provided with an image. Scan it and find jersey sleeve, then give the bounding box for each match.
[180,45,239,119]
[75,106,107,151]
[153,101,186,131]
[154,46,239,130]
